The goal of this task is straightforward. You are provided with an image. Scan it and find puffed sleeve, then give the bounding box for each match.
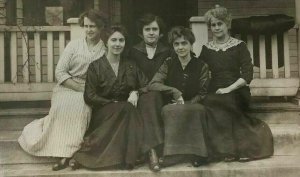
[190,62,209,104]
[55,40,76,85]
[239,42,253,84]
[84,63,112,107]
[148,59,182,100]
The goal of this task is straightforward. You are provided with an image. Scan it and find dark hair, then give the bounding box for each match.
[168,26,195,45]
[79,9,108,29]
[204,5,232,28]
[137,13,166,35]
[102,24,128,44]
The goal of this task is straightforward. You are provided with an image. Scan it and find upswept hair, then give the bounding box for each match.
[168,26,195,45]
[204,5,232,28]
[102,24,128,44]
[137,13,166,35]
[79,9,108,29]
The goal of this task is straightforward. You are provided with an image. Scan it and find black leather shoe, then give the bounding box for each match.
[52,158,69,171]
[149,149,161,172]
[69,158,80,170]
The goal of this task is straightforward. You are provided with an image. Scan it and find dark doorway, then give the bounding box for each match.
[121,0,198,45]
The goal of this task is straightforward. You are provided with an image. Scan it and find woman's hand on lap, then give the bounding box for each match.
[216,87,232,94]
[172,96,184,104]
[128,91,139,107]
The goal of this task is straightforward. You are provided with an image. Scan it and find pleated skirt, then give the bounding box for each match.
[202,87,274,160]
[18,84,91,158]
[162,103,208,157]
[137,91,164,153]
[73,102,143,169]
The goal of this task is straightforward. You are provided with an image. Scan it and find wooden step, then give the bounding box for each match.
[2,155,300,177]
[0,124,300,165]
[0,102,300,130]
[0,108,49,130]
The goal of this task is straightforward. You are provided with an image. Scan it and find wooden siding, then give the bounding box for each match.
[198,0,295,17]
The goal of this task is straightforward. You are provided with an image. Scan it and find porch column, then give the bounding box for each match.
[0,0,5,82]
[16,0,23,25]
[293,0,300,105]
[189,16,208,57]
[67,18,84,40]
[0,0,6,25]
[94,0,100,10]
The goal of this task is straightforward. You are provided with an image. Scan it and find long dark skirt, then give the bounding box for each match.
[137,91,164,153]
[202,87,274,160]
[73,102,143,169]
[161,103,208,165]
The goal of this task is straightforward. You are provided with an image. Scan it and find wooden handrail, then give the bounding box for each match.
[0,26,70,32]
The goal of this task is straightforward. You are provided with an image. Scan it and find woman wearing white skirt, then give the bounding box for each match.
[18,9,107,171]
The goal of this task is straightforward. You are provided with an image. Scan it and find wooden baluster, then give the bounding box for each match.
[47,32,54,82]
[59,32,65,55]
[283,31,291,78]
[34,32,41,82]
[0,32,4,83]
[271,34,279,78]
[259,35,267,78]
[22,32,29,83]
[246,35,254,63]
[10,32,17,83]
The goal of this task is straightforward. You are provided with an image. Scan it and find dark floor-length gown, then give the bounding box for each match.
[199,37,274,160]
[148,54,210,165]
[72,56,148,169]
[129,41,171,153]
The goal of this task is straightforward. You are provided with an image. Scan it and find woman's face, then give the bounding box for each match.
[83,17,101,41]
[210,17,229,39]
[107,31,125,55]
[142,21,160,46]
[173,36,192,59]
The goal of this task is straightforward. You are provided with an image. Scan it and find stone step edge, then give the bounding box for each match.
[1,124,300,142]
[0,108,49,116]
[2,155,300,177]
[1,107,300,118]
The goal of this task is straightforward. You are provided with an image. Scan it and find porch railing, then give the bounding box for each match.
[190,17,299,97]
[243,28,299,96]
[0,26,70,101]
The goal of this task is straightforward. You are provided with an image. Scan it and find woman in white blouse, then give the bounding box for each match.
[18,9,107,171]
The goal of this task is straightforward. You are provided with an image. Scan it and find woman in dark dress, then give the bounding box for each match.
[200,5,273,162]
[70,25,148,170]
[148,26,210,167]
[128,14,171,171]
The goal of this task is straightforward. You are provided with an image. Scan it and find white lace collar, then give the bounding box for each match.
[205,37,243,51]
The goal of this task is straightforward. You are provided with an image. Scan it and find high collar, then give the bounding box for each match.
[133,41,169,55]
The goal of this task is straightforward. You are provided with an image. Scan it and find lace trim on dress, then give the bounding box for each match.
[205,37,243,51]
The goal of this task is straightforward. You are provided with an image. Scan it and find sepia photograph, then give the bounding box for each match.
[0,0,299,176]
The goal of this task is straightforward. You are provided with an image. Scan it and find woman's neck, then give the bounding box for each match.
[86,36,100,47]
[106,52,120,64]
[145,42,157,49]
[178,53,192,66]
[214,34,230,44]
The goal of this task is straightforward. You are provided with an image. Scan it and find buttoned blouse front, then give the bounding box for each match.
[55,38,106,85]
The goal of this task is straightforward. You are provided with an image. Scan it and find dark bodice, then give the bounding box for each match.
[165,57,207,101]
[199,40,253,92]
[84,56,148,107]
[148,55,209,103]
[128,41,171,80]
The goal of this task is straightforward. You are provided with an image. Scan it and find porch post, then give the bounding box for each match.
[189,16,208,57]
[94,0,100,10]
[293,0,300,105]
[16,0,23,25]
[67,18,84,40]
[0,0,6,25]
